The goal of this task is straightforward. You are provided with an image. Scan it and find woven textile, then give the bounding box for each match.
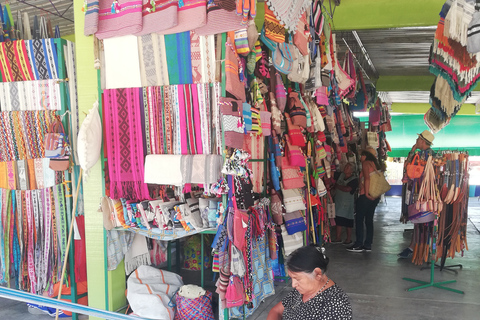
[104,35,142,89]
[0,40,35,82]
[135,0,178,36]
[138,34,170,86]
[175,290,215,320]
[103,87,150,200]
[84,0,99,36]
[165,31,193,85]
[96,0,143,39]
[194,0,243,36]
[264,3,285,43]
[228,236,274,319]
[0,80,61,111]
[159,0,207,35]
[191,31,203,83]
[200,34,216,83]
[266,0,310,32]
[26,40,50,80]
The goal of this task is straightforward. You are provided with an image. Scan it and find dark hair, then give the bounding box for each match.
[287,245,329,274]
[361,151,381,170]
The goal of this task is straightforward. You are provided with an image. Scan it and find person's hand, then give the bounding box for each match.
[366,194,375,201]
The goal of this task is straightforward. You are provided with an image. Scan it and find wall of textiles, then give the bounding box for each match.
[86,0,401,318]
[0,35,85,309]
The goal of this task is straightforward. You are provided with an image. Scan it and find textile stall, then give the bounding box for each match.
[402,149,469,293]
[0,6,86,319]
[84,0,398,319]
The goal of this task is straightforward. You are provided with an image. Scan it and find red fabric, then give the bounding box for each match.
[74,215,87,283]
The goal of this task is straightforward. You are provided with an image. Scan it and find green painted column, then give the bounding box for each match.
[73,0,126,317]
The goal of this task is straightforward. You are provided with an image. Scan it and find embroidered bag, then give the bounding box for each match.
[287,91,307,128]
[230,244,246,277]
[284,210,307,235]
[175,289,215,320]
[273,42,296,74]
[225,275,245,308]
[285,135,306,167]
[288,47,310,84]
[281,157,305,190]
[294,11,311,56]
[44,119,70,158]
[270,94,283,134]
[281,224,303,256]
[260,111,272,136]
[282,187,306,213]
[285,114,305,147]
[260,24,277,52]
[264,2,285,43]
[275,72,287,111]
[270,189,284,225]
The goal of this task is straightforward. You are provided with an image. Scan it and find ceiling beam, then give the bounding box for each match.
[332,0,445,30]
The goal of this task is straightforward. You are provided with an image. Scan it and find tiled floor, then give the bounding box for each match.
[1,196,480,319]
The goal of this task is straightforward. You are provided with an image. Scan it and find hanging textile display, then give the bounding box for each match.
[0,111,57,162]
[427,0,480,131]
[0,185,71,294]
[103,87,150,200]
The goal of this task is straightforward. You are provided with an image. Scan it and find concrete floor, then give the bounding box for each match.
[1,196,479,319]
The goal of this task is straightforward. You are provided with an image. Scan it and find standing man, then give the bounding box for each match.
[397,130,435,258]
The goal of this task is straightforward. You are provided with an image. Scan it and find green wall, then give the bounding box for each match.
[364,115,480,157]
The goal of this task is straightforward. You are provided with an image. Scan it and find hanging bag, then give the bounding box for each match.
[273,42,296,74]
[407,154,425,180]
[225,275,245,308]
[284,210,307,235]
[285,114,305,147]
[45,119,70,158]
[281,156,305,190]
[368,170,391,199]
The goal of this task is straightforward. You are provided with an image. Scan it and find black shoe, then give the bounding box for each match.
[363,246,372,252]
[346,245,364,252]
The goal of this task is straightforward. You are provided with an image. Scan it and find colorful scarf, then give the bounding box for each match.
[103,87,150,201]
[0,41,33,82]
[165,31,193,85]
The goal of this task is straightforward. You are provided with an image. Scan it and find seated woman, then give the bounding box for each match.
[267,245,352,320]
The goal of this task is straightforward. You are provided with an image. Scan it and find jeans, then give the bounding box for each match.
[354,195,380,249]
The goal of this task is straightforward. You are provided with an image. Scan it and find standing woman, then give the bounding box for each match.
[347,146,382,252]
[267,245,353,320]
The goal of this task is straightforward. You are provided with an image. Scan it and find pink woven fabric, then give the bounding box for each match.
[103,88,150,200]
[135,0,178,36]
[96,0,143,39]
[194,0,243,36]
[159,0,207,34]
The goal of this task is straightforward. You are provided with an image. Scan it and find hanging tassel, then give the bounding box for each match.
[147,0,156,12]
[111,0,120,13]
